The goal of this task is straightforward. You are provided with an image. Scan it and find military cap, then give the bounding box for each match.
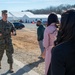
[2,10,8,14]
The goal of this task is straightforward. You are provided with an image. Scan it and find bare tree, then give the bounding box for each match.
[25,4,75,14]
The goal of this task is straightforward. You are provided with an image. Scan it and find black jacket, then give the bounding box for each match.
[37,25,45,41]
[48,40,75,75]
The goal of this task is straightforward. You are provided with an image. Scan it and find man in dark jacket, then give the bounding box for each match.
[36,20,45,58]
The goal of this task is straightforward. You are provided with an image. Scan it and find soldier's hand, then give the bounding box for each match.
[11,32,16,36]
[0,33,2,36]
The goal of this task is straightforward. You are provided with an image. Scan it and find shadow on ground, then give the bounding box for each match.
[1,58,44,75]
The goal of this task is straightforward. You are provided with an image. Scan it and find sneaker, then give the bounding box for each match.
[8,69,14,73]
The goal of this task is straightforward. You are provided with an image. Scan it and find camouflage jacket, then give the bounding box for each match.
[0,19,16,40]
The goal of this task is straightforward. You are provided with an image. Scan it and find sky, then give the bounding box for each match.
[0,0,75,11]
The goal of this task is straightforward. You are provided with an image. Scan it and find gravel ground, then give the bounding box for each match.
[12,25,45,75]
[13,48,45,75]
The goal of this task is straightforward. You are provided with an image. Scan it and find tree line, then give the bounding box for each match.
[22,4,75,14]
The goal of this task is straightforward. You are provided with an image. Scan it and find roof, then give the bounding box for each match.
[8,13,13,17]
[9,12,61,19]
[9,12,34,17]
[25,14,48,18]
[0,11,61,19]
[25,14,61,19]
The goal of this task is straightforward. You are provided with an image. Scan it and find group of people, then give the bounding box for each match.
[0,8,75,75]
[36,13,58,75]
[37,8,75,75]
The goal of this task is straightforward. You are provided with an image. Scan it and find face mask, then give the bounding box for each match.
[36,24,39,26]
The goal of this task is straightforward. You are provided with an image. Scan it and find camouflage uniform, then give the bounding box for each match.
[0,19,16,64]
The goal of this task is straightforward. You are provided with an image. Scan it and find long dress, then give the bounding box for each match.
[43,23,58,75]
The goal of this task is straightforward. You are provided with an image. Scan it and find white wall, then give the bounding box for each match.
[22,15,30,23]
[21,15,47,23]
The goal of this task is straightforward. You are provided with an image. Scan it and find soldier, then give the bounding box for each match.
[0,10,16,73]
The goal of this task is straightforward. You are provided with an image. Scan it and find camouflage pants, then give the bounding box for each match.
[0,39,14,64]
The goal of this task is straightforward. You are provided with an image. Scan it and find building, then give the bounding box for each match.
[0,11,61,23]
[22,14,48,23]
[21,13,61,23]
[9,12,34,23]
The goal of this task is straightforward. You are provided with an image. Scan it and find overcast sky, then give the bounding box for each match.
[0,0,75,11]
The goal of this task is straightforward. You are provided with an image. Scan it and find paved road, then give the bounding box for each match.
[0,53,39,75]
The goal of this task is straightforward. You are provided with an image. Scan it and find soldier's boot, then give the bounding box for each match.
[9,64,14,73]
[0,61,1,69]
